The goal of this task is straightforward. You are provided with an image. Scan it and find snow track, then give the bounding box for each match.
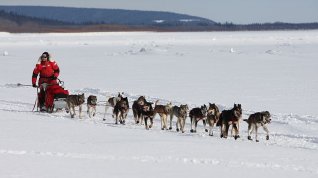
[1,149,317,175]
[1,85,318,152]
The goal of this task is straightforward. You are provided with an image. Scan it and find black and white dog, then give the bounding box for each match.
[189,104,208,133]
[103,92,123,120]
[87,95,97,118]
[244,111,271,142]
[113,96,129,125]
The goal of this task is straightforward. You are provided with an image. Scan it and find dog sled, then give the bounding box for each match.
[35,80,69,113]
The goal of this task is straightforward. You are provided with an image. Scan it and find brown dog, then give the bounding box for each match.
[66,93,85,119]
[170,104,189,133]
[153,100,172,130]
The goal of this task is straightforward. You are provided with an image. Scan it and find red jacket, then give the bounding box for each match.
[32,60,60,86]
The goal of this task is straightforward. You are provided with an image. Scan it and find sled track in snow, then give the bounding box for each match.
[1,148,317,174]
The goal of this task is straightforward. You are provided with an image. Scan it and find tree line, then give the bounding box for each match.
[1,10,317,32]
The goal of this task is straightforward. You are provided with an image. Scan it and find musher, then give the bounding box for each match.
[32,52,60,111]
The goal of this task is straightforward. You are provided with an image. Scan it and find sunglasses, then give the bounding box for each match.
[41,56,48,59]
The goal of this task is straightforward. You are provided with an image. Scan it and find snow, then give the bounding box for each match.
[179,19,200,22]
[153,20,165,23]
[3,50,9,56]
[0,30,318,178]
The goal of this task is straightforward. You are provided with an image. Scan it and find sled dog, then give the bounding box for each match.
[189,104,208,133]
[170,104,189,133]
[103,92,123,120]
[113,97,129,124]
[132,96,148,124]
[206,103,220,136]
[142,101,155,130]
[218,104,242,139]
[87,95,97,118]
[153,100,173,130]
[244,111,271,142]
[66,93,85,119]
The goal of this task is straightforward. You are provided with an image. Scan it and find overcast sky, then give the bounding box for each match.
[1,0,317,24]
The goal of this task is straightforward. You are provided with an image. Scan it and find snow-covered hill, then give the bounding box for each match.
[0,6,215,25]
[0,31,317,178]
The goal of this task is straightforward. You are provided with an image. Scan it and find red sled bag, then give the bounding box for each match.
[45,84,69,111]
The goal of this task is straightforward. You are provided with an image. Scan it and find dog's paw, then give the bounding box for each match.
[209,133,213,136]
[247,136,252,140]
[256,140,260,142]
[234,135,239,140]
[169,127,172,130]
[205,129,208,132]
[176,128,180,132]
[266,135,269,140]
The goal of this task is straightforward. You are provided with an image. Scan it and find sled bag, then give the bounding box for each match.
[45,85,69,108]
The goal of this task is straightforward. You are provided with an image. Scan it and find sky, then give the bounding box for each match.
[0,0,317,24]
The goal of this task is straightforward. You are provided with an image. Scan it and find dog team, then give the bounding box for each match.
[65,92,271,142]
